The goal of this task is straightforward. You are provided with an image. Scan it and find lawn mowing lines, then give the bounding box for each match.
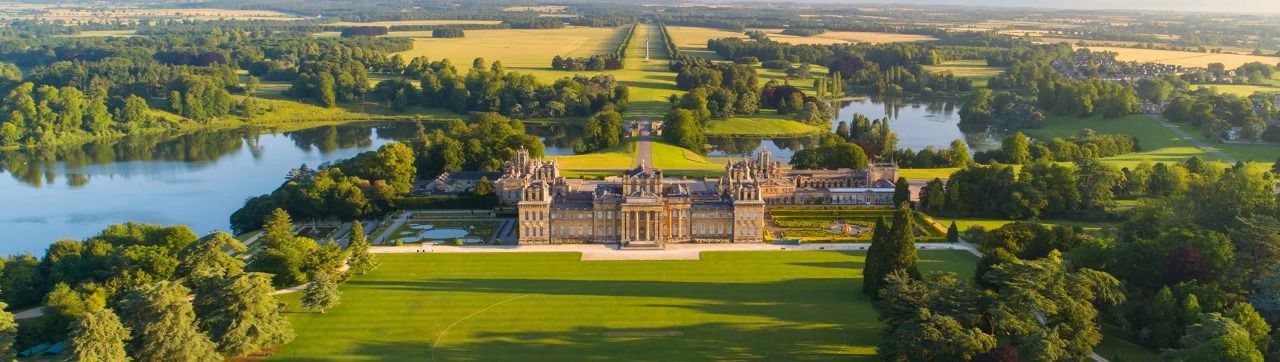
[432,293,534,362]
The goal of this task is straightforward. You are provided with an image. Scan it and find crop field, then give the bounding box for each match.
[271,251,979,361]
[328,20,503,27]
[923,60,1004,87]
[10,8,301,23]
[392,26,627,68]
[1079,46,1280,68]
[664,26,748,60]
[760,30,937,45]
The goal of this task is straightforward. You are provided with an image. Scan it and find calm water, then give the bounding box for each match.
[0,123,437,255]
[708,98,1002,162]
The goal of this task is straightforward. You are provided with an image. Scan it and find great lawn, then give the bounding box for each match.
[271,250,977,361]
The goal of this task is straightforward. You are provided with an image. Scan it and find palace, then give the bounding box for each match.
[496,148,898,247]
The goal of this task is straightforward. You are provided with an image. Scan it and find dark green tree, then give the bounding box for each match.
[117,281,220,362]
[893,177,911,207]
[70,308,131,362]
[195,272,295,357]
[946,221,959,243]
[0,302,15,362]
[1165,313,1264,362]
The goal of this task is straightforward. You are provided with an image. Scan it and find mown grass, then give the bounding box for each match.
[550,141,638,171]
[706,113,825,136]
[651,141,725,173]
[271,250,978,361]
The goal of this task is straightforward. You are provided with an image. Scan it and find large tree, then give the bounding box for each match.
[70,308,131,362]
[1166,313,1265,362]
[862,204,921,298]
[879,308,997,362]
[117,281,220,362]
[195,272,295,357]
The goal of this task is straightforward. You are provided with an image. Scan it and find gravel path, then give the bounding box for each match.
[1151,115,1236,163]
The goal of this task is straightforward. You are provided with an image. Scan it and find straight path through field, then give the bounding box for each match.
[619,23,678,119]
[1150,115,1236,163]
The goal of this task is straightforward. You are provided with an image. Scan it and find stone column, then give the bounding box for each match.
[621,211,629,242]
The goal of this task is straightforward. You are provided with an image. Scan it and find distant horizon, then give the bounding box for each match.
[728,0,1280,15]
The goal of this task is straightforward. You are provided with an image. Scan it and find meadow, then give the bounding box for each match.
[552,140,725,177]
[1193,84,1280,97]
[270,250,978,361]
[705,113,825,137]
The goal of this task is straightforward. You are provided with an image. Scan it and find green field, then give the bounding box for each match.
[272,250,978,360]
[771,208,948,243]
[650,141,725,174]
[1024,114,1213,168]
[706,113,825,136]
[551,141,639,173]
[1193,84,1280,97]
[554,140,725,177]
[923,60,1004,87]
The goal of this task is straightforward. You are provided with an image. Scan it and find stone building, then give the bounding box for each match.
[498,148,896,247]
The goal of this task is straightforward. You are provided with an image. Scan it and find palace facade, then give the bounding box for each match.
[496,149,898,247]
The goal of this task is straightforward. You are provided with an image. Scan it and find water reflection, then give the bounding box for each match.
[0,122,422,255]
[833,97,1002,152]
[707,137,818,163]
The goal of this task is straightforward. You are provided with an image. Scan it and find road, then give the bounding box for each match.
[635,119,654,168]
[1150,115,1236,163]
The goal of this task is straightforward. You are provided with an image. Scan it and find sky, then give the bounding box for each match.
[805,0,1280,14]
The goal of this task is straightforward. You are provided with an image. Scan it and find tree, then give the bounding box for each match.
[879,308,997,362]
[195,272,294,357]
[302,272,341,313]
[1166,313,1265,362]
[250,209,318,287]
[119,94,150,128]
[893,177,911,207]
[177,232,246,287]
[1137,78,1173,103]
[662,109,706,154]
[947,221,959,243]
[1074,157,1124,217]
[948,139,971,167]
[70,308,131,362]
[347,221,379,275]
[318,72,337,108]
[117,281,220,362]
[0,302,15,362]
[1226,303,1272,353]
[1001,132,1031,164]
[863,205,921,298]
[1145,286,1182,349]
[862,217,891,297]
[920,178,946,215]
[984,251,1124,360]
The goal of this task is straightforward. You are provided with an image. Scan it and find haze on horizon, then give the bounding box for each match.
[784,0,1280,14]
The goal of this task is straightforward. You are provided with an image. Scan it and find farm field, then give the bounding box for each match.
[1079,46,1280,68]
[271,250,979,361]
[664,26,748,60]
[12,8,301,23]
[392,26,627,68]
[923,59,1004,87]
[760,30,937,45]
[328,20,503,27]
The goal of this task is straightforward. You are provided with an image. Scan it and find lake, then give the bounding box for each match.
[708,98,1001,162]
[0,123,434,256]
